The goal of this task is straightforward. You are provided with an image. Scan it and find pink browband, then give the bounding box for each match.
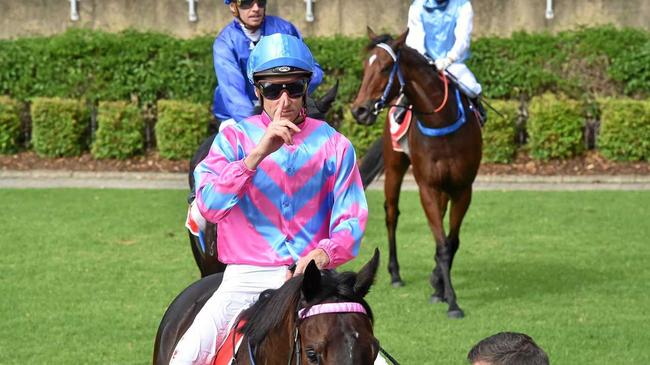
[298,302,367,319]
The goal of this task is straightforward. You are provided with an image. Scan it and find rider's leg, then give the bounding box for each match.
[170,265,287,365]
[446,63,487,123]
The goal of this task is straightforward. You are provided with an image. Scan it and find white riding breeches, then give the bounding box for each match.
[170,264,288,365]
[446,62,482,98]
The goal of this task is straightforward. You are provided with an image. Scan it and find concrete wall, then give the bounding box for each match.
[1,0,648,40]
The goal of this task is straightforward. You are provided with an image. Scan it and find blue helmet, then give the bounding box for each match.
[246,33,315,85]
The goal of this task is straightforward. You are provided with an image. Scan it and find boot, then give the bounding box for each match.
[471,96,487,126]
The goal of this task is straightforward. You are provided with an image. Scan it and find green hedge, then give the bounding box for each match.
[338,110,385,156]
[528,94,585,160]
[597,98,650,161]
[91,101,144,159]
[156,100,208,160]
[0,96,21,153]
[31,97,89,157]
[1,26,647,111]
[482,100,519,163]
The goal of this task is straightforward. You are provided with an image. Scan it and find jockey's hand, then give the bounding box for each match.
[286,248,330,280]
[245,98,301,170]
[434,57,453,71]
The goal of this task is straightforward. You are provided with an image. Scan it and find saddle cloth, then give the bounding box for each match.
[388,105,412,154]
[212,320,246,365]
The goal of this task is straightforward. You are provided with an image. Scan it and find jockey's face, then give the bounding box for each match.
[255,75,307,124]
[230,1,265,30]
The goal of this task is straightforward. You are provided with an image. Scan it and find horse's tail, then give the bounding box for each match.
[359,136,385,189]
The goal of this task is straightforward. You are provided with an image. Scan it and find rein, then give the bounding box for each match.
[242,302,400,365]
[373,43,449,116]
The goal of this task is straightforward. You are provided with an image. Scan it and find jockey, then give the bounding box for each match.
[405,0,487,122]
[212,0,324,131]
[171,33,370,365]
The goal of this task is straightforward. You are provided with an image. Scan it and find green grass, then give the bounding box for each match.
[1,189,649,364]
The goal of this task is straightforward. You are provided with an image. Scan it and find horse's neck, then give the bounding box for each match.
[399,52,458,124]
[238,318,295,364]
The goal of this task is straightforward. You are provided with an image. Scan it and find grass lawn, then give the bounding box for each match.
[1,189,649,364]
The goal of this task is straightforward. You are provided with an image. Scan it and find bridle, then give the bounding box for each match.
[371,43,449,116]
[241,301,401,365]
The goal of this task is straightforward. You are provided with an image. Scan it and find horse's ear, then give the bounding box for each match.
[367,26,378,40]
[354,248,380,298]
[393,29,409,50]
[302,260,321,302]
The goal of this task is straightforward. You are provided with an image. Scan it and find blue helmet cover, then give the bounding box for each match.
[246,33,315,84]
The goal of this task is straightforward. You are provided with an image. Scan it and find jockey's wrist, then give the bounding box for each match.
[244,149,264,170]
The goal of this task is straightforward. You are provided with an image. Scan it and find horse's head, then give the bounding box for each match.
[351,28,409,125]
[240,249,381,365]
[298,249,380,364]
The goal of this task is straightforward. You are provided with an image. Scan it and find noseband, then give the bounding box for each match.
[243,301,400,365]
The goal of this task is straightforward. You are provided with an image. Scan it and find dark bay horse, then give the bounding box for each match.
[186,84,340,277]
[351,29,482,318]
[153,249,382,365]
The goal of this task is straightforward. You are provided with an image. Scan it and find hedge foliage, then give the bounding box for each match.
[528,94,584,161]
[0,29,214,105]
[1,26,647,116]
[482,100,519,163]
[156,100,209,160]
[91,101,144,159]
[30,97,89,157]
[1,26,649,162]
[0,96,21,153]
[597,98,650,161]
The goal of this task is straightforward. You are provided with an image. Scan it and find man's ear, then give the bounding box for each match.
[229,3,239,17]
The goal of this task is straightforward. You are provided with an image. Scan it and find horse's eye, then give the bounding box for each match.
[306,348,319,363]
[381,65,392,74]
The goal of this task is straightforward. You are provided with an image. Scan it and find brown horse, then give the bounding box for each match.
[351,28,482,318]
[153,250,389,365]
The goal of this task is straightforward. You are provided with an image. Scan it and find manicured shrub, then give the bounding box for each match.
[338,109,385,157]
[528,93,584,160]
[597,98,650,161]
[30,97,89,157]
[482,100,519,163]
[156,100,209,160]
[0,96,21,153]
[91,101,144,159]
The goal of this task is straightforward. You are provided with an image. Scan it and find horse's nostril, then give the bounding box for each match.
[352,106,368,119]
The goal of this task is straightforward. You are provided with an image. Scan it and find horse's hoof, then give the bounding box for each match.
[391,280,404,288]
[447,309,465,319]
[429,294,445,304]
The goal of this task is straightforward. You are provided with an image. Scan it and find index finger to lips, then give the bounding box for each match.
[273,99,286,121]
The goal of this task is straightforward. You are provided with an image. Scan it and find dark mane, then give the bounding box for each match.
[239,269,373,346]
[366,33,394,51]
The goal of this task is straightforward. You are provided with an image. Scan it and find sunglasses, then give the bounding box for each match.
[237,0,266,9]
[257,79,308,100]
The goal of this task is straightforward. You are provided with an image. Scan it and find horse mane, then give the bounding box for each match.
[239,269,374,346]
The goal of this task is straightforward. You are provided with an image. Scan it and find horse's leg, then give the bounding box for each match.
[432,186,472,318]
[429,193,450,303]
[383,134,410,287]
[418,186,465,318]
